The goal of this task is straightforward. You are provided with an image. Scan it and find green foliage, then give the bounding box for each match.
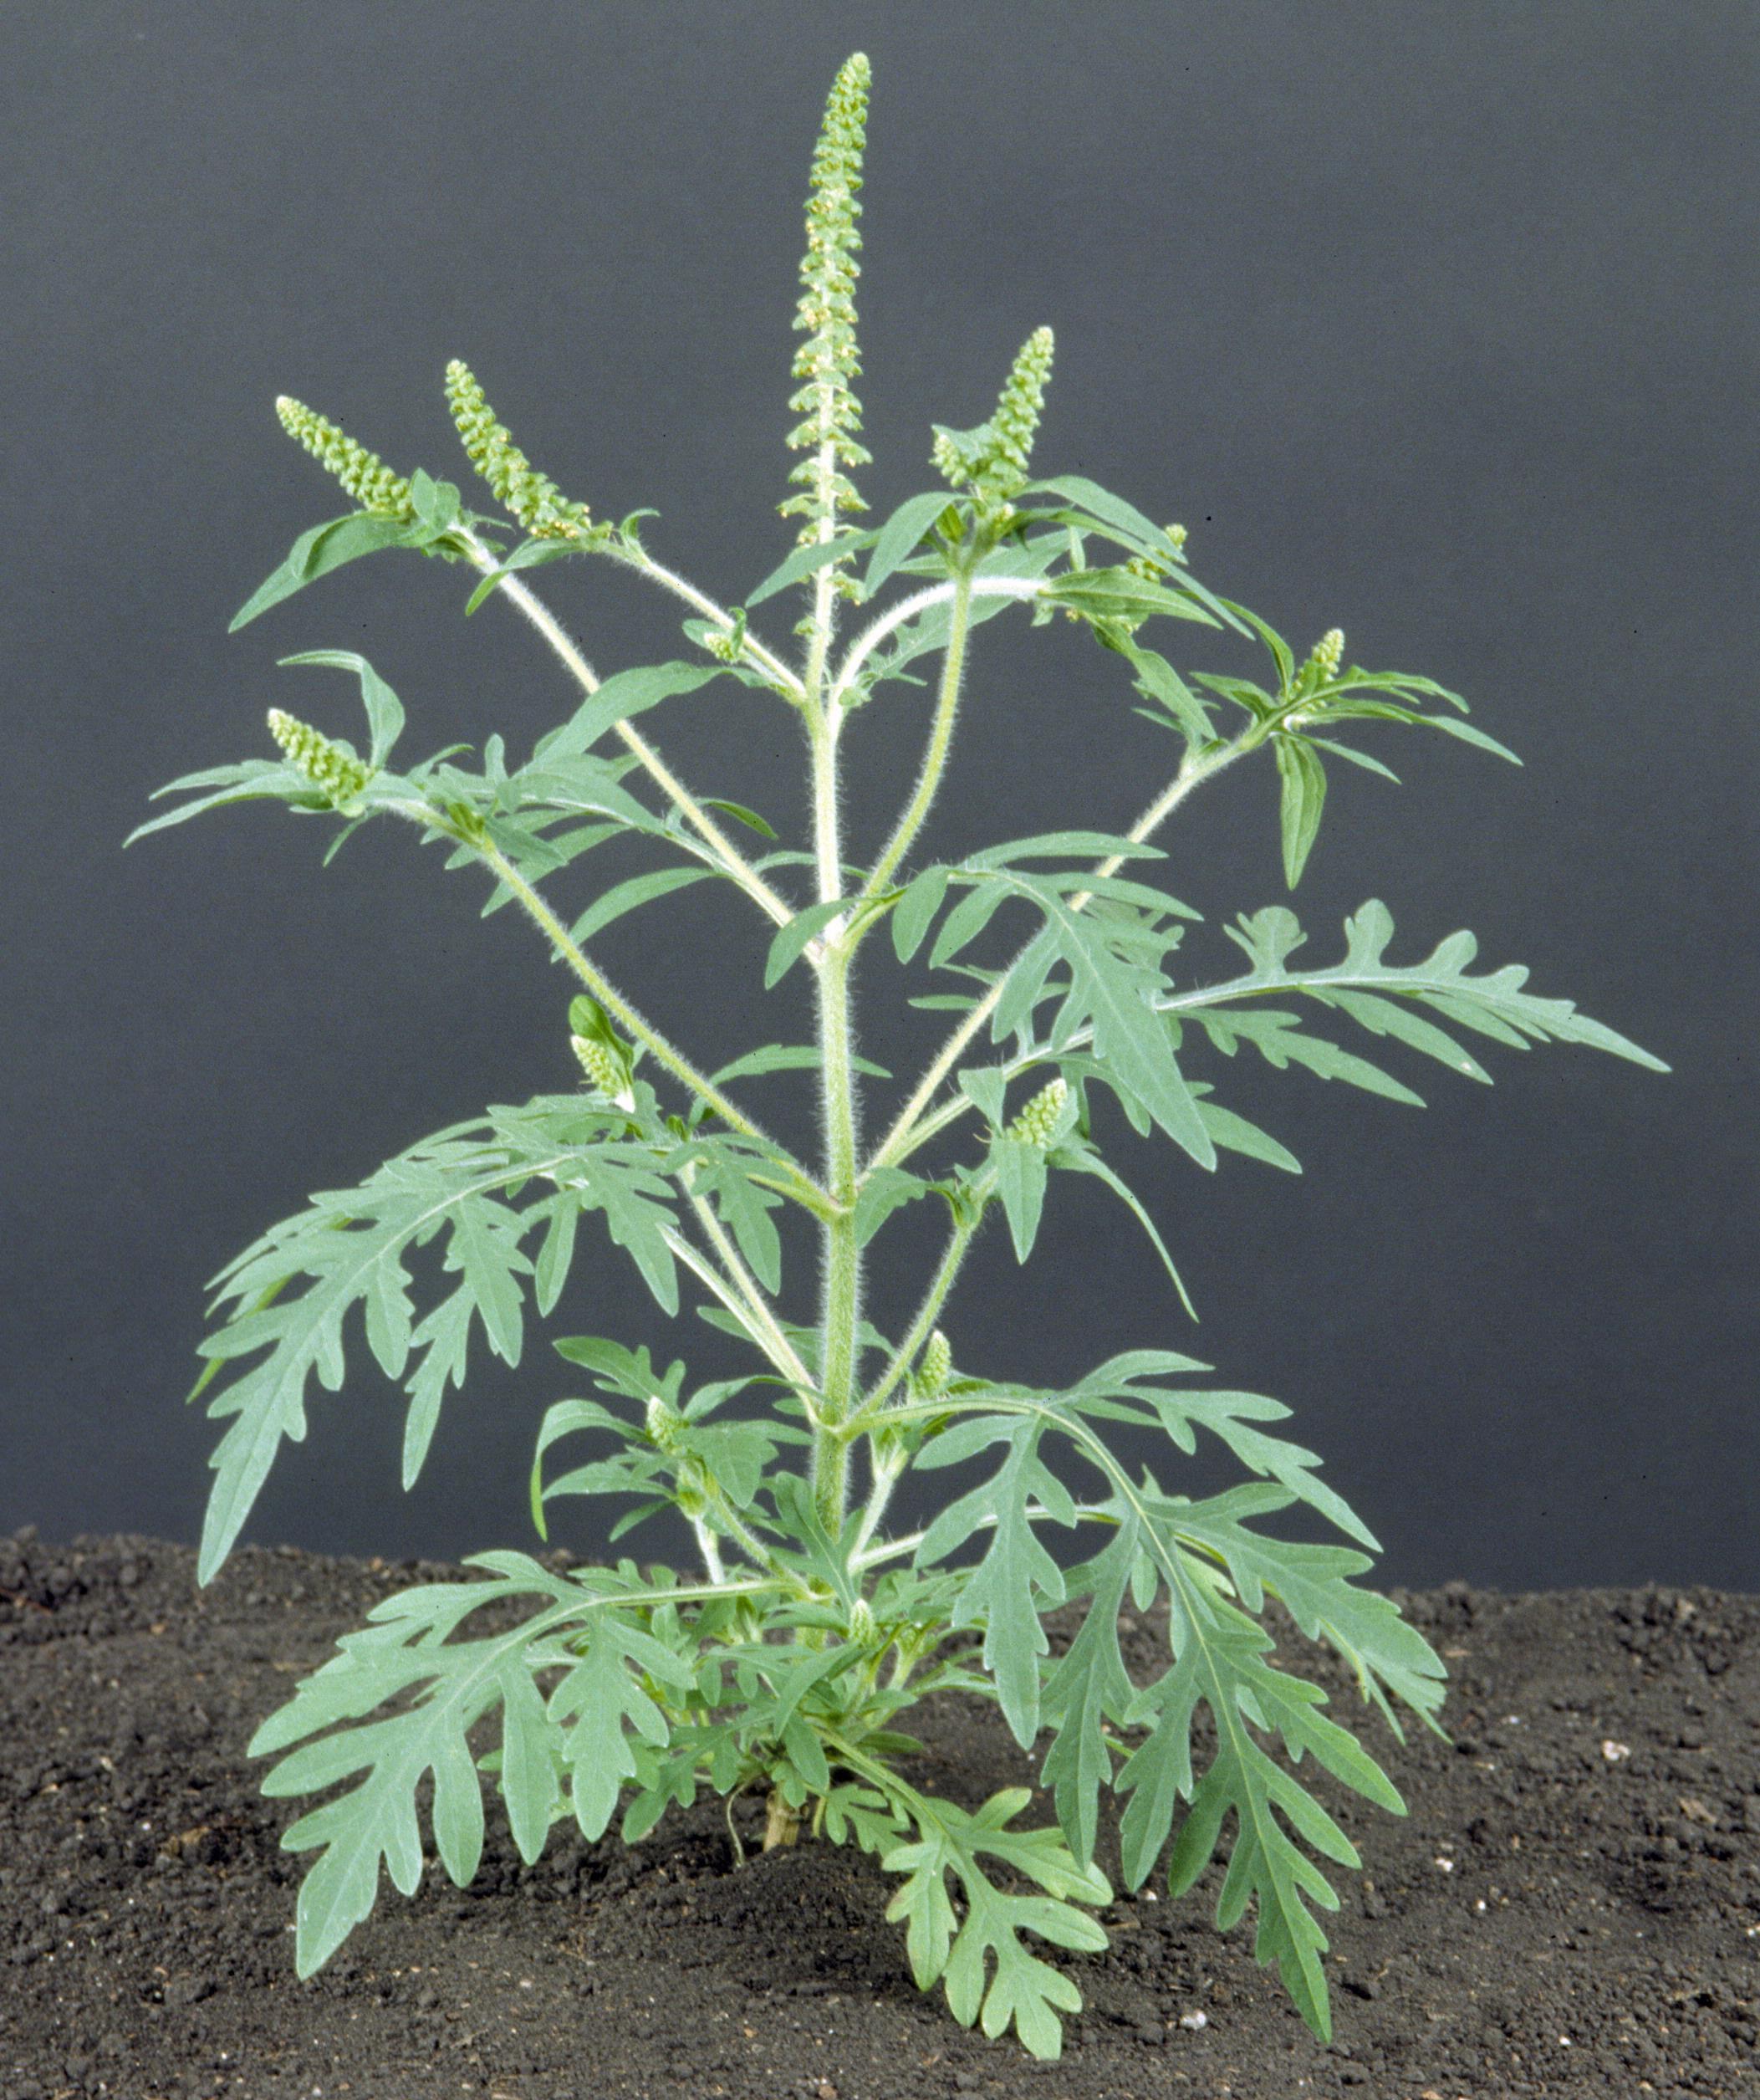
[140,52,1664,2066]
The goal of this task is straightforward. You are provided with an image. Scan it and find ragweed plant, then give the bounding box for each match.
[135,54,1664,2058]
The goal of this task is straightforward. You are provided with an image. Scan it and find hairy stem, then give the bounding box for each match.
[682,1180,814,1388]
[813,941,862,1528]
[859,1194,982,1421]
[610,539,805,698]
[663,1228,806,1395]
[689,1515,727,1583]
[805,573,865,1530]
[861,570,972,904]
[829,573,1042,709]
[459,824,818,1185]
[457,529,797,931]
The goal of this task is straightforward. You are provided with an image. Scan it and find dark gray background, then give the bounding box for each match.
[4,3,1754,1591]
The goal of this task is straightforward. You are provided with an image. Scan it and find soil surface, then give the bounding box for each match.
[2,1529,1756,2100]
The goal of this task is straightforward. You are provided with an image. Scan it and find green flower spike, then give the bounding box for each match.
[931,325,1055,514]
[1008,1076,1069,1151]
[918,1328,951,1400]
[780,52,873,567]
[266,708,375,805]
[1310,627,1344,680]
[442,360,601,542]
[274,396,416,522]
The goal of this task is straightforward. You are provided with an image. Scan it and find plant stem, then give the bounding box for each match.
[664,1228,803,1391]
[689,1516,727,1583]
[803,555,864,1529]
[457,529,798,932]
[859,1196,982,1420]
[828,573,1043,710]
[610,540,805,699]
[463,825,817,1181]
[681,1180,813,1388]
[865,736,1251,1174]
[813,927,862,1529]
[861,570,972,905]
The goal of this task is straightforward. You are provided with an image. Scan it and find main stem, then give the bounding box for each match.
[806,565,863,1531]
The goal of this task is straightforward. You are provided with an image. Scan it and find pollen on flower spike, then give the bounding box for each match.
[1009,1077,1069,1151]
[273,396,416,521]
[919,1329,951,1399]
[266,708,374,804]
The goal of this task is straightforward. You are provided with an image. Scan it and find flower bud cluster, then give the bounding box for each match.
[571,1033,622,1096]
[781,53,873,559]
[1309,628,1344,680]
[985,326,1054,499]
[644,1391,681,1454]
[266,708,374,804]
[918,1328,951,1399]
[443,360,600,542]
[1008,1076,1069,1151]
[571,1032,635,1112]
[274,396,416,521]
[931,327,1055,514]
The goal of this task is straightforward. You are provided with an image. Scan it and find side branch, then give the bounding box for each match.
[829,574,1043,713]
[437,815,826,1200]
[679,1173,814,1389]
[609,539,806,699]
[854,1188,983,1422]
[457,529,797,932]
[860,570,972,905]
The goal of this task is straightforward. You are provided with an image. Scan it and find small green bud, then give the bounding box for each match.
[266,708,375,805]
[1310,627,1344,679]
[645,1392,681,1452]
[1165,523,1188,553]
[847,1597,876,1643]
[274,396,416,521]
[702,609,747,665]
[918,1328,951,1400]
[442,360,601,542]
[571,1032,635,1111]
[1008,1076,1069,1151]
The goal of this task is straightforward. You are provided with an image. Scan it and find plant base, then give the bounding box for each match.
[3,1527,1753,2098]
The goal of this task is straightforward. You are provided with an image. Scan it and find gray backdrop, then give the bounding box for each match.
[4,2,1755,1591]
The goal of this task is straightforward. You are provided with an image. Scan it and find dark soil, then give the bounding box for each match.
[2,1530,1756,2100]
